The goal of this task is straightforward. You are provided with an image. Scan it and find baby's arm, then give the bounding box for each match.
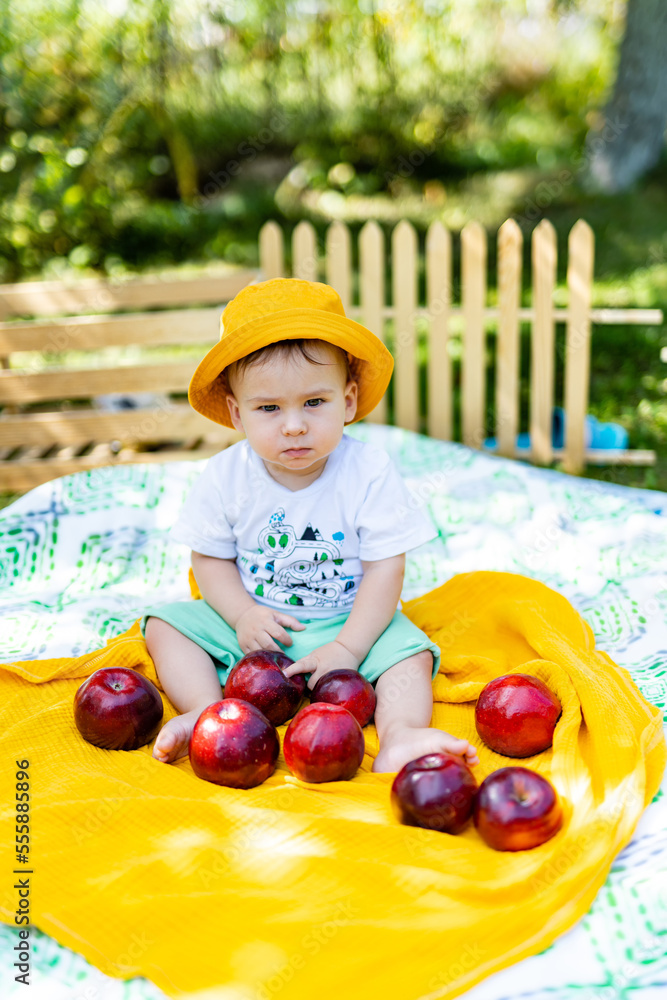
[283,553,405,687]
[191,551,306,654]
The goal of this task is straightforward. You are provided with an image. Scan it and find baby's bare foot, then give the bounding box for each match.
[152,708,205,763]
[372,725,480,774]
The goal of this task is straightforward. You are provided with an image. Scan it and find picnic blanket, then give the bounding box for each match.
[1,423,666,1000]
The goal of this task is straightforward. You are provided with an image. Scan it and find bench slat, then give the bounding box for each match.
[0,308,220,353]
[0,405,240,448]
[0,269,259,319]
[0,446,228,491]
[0,362,197,403]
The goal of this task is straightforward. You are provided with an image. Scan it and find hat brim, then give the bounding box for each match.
[188,308,394,428]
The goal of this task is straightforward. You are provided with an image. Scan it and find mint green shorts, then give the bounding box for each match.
[140,600,440,686]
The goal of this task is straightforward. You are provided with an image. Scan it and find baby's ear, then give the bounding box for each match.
[347,359,361,395]
[216,370,239,416]
[220,369,241,403]
[225,390,243,431]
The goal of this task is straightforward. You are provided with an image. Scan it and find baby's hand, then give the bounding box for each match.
[283,641,360,690]
[235,605,306,655]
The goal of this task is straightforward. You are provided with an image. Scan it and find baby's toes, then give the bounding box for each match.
[152,717,192,763]
[152,726,176,762]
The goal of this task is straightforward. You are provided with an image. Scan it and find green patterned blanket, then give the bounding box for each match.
[1,423,666,1000]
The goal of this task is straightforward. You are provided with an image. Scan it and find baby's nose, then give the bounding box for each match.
[282,409,308,433]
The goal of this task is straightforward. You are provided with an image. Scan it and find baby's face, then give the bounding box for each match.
[224,343,358,480]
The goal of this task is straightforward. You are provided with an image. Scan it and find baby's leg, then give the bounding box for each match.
[372,651,479,773]
[145,616,223,764]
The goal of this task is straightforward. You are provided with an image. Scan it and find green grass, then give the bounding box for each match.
[0,493,21,511]
[543,174,667,491]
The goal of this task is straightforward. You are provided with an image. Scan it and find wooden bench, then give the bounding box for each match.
[0,219,662,492]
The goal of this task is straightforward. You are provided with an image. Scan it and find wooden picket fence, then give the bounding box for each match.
[261,218,661,472]
[0,218,662,491]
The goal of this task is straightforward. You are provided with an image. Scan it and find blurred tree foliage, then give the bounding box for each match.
[0,0,624,281]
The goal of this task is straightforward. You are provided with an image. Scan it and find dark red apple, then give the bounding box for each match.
[189,698,279,789]
[310,668,376,727]
[475,673,562,757]
[73,666,163,751]
[283,703,365,783]
[224,649,306,726]
[474,766,563,851]
[391,752,478,834]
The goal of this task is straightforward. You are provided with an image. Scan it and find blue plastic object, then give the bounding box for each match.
[484,406,628,453]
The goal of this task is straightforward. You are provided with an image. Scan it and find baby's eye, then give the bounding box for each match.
[258,404,278,412]
[305,398,324,407]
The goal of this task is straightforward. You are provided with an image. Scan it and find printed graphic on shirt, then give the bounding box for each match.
[238,508,356,609]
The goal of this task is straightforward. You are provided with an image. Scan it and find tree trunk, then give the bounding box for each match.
[584,0,667,192]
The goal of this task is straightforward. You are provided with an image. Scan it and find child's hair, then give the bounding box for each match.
[221,339,357,395]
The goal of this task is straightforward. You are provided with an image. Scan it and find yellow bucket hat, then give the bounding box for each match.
[188,277,394,428]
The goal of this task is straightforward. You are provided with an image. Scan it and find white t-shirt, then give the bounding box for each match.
[171,433,439,620]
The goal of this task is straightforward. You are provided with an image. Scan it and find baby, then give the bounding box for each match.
[142,277,479,773]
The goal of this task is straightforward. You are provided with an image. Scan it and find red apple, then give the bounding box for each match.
[189,698,279,789]
[224,649,306,726]
[74,666,163,751]
[475,673,562,757]
[310,668,376,727]
[474,766,563,851]
[283,703,365,783]
[391,752,478,834]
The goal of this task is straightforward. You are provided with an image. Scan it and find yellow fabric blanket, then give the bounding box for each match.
[0,570,664,1000]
